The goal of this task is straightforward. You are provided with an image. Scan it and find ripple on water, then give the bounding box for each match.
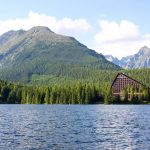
[0,105,150,150]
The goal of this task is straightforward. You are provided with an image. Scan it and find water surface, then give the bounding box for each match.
[0,105,150,150]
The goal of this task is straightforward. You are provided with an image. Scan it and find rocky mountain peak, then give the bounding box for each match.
[105,46,150,69]
[29,26,54,34]
[138,46,150,55]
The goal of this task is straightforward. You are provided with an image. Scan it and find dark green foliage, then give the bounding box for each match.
[104,89,113,104]
[113,95,121,104]
[7,91,17,104]
[0,72,149,104]
[1,86,10,102]
[111,84,150,104]
[0,80,106,104]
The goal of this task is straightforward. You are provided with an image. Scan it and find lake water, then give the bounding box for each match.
[0,105,150,150]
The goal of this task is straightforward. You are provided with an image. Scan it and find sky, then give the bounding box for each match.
[0,0,150,59]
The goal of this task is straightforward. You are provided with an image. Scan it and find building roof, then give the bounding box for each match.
[111,72,147,88]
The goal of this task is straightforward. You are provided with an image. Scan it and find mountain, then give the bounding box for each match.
[0,26,120,84]
[121,46,150,68]
[0,29,25,47]
[105,46,150,69]
[105,55,122,67]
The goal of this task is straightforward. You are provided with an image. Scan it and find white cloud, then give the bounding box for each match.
[1,13,150,59]
[94,20,150,59]
[95,20,140,43]
[0,11,91,36]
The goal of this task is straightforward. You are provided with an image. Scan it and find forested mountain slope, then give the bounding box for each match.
[0,26,120,83]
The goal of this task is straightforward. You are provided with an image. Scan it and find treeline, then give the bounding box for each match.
[0,68,150,104]
[0,80,109,104]
[105,85,150,104]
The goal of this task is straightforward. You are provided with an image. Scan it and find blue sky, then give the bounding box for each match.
[0,0,150,58]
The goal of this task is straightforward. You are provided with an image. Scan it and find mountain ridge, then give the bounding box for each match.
[105,46,150,69]
[0,26,120,83]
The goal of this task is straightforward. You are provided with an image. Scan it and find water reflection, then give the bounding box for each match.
[0,105,150,150]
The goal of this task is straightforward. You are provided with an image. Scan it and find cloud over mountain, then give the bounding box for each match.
[95,20,140,43]
[0,11,91,36]
[1,11,150,59]
[94,20,150,59]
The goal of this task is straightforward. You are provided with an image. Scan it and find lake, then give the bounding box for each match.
[0,105,150,150]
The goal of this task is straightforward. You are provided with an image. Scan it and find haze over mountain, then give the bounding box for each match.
[105,46,150,69]
[0,26,120,83]
[104,55,122,67]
